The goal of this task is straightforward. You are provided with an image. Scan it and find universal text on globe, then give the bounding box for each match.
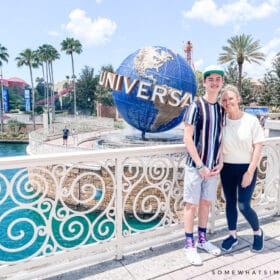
[99,46,196,134]
[99,71,193,108]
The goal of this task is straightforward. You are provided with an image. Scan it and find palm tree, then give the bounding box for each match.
[37,44,60,122]
[35,47,47,107]
[0,44,9,133]
[218,34,265,93]
[0,44,8,70]
[47,45,60,118]
[15,49,39,130]
[61,38,82,115]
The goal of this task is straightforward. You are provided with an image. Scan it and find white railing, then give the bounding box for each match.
[0,138,279,279]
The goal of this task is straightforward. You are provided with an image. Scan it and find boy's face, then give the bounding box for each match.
[203,73,224,93]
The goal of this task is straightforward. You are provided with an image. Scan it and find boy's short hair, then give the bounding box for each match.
[203,65,224,79]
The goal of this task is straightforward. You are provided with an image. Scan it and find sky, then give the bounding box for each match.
[0,0,280,85]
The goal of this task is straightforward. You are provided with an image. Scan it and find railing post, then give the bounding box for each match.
[276,165,280,215]
[278,143,280,215]
[277,176,280,216]
[115,157,124,260]
[273,141,280,216]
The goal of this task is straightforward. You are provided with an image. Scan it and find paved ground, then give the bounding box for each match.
[45,214,280,280]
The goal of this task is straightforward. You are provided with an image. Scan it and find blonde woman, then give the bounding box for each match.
[220,85,264,253]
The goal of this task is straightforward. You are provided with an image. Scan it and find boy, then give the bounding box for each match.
[183,65,224,265]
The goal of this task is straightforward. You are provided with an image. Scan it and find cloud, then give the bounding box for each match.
[182,0,280,26]
[262,36,280,53]
[244,34,280,78]
[65,9,117,46]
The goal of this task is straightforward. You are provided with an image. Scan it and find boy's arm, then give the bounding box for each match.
[184,124,211,178]
[184,124,203,167]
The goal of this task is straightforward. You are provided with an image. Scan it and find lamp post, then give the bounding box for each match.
[88,97,91,115]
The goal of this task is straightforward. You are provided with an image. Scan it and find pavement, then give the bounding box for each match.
[45,214,280,280]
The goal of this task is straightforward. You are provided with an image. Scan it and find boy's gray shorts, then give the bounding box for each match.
[183,165,219,205]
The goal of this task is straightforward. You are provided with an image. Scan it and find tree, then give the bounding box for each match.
[0,44,8,66]
[218,34,265,93]
[0,44,9,132]
[61,38,82,116]
[239,78,255,106]
[7,119,26,135]
[76,66,97,115]
[15,49,39,130]
[262,53,280,109]
[194,70,204,97]
[95,64,115,106]
[8,86,24,111]
[48,46,60,117]
[223,62,238,86]
[224,61,256,105]
[36,44,60,122]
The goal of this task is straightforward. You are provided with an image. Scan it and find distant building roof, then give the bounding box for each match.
[7,77,29,87]
[0,77,29,88]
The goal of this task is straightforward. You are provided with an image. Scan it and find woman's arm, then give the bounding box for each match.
[241,142,263,188]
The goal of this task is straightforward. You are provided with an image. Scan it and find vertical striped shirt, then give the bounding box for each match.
[184,97,223,169]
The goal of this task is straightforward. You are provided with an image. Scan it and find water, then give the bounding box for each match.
[0,143,29,261]
[0,142,28,157]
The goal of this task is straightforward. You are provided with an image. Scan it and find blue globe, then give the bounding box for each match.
[112,46,196,133]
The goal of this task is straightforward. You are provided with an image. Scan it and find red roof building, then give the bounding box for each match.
[0,77,29,88]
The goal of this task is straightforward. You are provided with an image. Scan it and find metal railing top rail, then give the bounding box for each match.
[0,143,185,169]
[2,136,279,163]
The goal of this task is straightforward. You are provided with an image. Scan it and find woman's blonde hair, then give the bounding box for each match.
[221,84,241,99]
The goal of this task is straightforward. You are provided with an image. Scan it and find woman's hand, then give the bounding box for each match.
[241,171,253,188]
[210,162,224,176]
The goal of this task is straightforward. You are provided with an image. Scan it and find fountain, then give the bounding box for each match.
[95,125,184,149]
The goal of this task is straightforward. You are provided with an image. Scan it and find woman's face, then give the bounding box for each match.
[221,90,240,113]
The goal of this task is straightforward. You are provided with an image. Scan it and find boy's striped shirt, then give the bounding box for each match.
[184,97,223,169]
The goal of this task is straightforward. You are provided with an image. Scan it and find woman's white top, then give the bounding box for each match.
[223,112,265,164]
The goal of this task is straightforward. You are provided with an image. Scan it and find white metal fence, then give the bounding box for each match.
[0,138,279,279]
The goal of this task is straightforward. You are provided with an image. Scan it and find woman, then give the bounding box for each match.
[220,85,265,253]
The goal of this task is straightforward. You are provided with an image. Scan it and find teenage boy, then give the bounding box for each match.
[183,65,224,265]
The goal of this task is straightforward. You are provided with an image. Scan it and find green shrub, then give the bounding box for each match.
[114,121,125,129]
[9,109,20,113]
[7,119,26,134]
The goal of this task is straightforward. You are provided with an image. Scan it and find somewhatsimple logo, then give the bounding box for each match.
[212,269,279,277]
